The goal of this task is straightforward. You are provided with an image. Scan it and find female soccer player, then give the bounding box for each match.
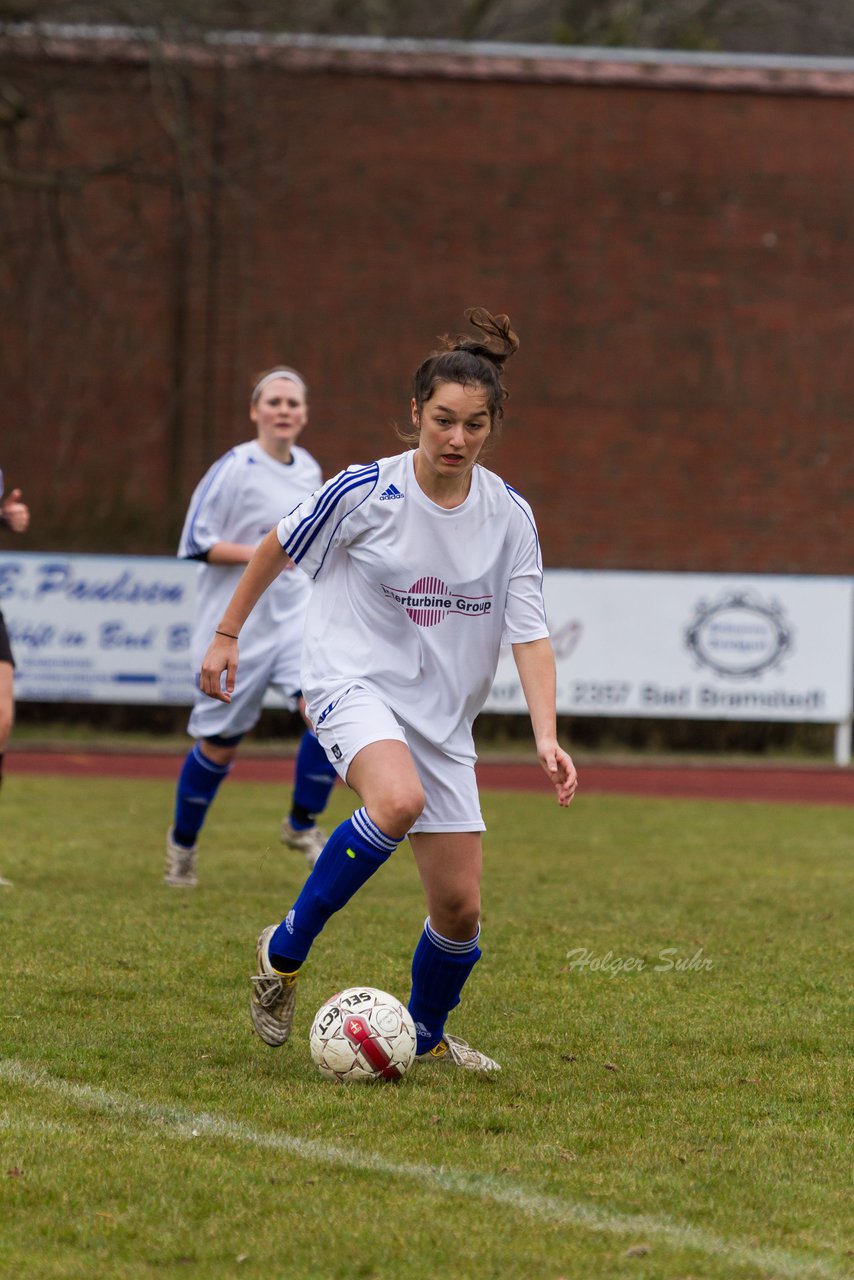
[199,310,578,1070]
[0,473,29,886]
[165,367,338,887]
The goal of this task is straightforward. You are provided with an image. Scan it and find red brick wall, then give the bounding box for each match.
[1,35,852,572]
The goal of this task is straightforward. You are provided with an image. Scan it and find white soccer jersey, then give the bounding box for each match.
[179,439,322,672]
[277,450,549,763]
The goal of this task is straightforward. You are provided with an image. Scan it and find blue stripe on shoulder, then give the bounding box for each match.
[183,450,238,558]
[504,481,544,581]
[284,463,379,571]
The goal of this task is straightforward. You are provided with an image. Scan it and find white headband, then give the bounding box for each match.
[251,367,307,401]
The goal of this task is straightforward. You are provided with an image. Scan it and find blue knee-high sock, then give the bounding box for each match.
[172,744,230,848]
[268,807,401,968]
[290,729,337,830]
[408,918,482,1054]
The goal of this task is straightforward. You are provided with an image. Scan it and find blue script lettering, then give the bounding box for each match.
[167,625,191,652]
[100,622,155,649]
[0,564,21,602]
[36,563,184,604]
[8,621,55,650]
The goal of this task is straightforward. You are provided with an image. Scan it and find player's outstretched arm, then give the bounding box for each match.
[199,528,295,703]
[511,637,578,807]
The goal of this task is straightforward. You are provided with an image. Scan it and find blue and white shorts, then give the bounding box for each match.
[312,684,485,835]
[188,644,301,740]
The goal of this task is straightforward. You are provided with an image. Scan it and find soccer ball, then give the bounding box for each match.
[309,987,418,1083]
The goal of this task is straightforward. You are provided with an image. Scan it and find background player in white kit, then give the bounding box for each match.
[199,311,578,1071]
[165,368,338,887]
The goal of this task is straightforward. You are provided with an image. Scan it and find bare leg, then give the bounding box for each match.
[345,739,425,838]
[199,737,239,767]
[408,830,482,940]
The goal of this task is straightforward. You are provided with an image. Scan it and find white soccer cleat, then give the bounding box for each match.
[164,828,197,888]
[250,925,300,1047]
[280,820,327,868]
[0,874,12,888]
[416,1032,501,1073]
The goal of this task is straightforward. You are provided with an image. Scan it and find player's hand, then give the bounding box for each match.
[199,633,238,703]
[537,740,578,807]
[2,489,29,533]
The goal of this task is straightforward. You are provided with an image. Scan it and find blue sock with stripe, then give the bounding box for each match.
[408,918,482,1054]
[289,729,337,829]
[172,743,230,848]
[268,808,401,968]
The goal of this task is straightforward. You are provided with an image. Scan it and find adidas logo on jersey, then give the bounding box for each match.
[379,483,404,501]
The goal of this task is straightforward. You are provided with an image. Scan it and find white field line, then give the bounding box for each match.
[0,1058,844,1280]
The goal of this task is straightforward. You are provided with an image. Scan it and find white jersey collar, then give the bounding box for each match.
[405,448,480,515]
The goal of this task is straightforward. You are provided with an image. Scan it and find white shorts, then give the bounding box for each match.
[188,646,301,740]
[312,685,485,834]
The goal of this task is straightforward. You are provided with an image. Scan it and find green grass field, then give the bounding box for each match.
[1,774,851,1280]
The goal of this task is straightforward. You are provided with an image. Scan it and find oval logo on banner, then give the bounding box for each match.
[684,592,792,678]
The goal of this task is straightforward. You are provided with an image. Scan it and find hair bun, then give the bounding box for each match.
[447,307,520,365]
[460,302,522,358]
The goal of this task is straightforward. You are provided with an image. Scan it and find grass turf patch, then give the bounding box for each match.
[0,775,851,1279]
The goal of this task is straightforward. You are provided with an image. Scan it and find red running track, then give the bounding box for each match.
[7,750,854,806]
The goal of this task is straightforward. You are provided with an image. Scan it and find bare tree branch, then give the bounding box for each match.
[6,0,854,53]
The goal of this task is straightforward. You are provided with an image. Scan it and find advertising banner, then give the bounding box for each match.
[486,570,854,724]
[1,552,197,705]
[3,558,852,739]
